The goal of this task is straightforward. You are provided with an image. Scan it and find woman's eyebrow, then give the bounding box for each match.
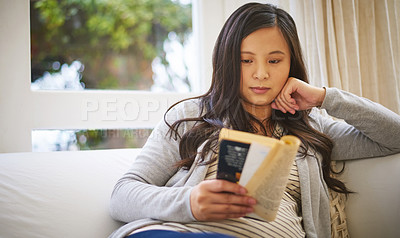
[269,50,285,55]
[241,51,255,55]
[241,50,286,55]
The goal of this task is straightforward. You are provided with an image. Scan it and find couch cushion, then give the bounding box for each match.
[0,148,140,238]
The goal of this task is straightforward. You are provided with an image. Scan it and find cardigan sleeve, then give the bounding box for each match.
[311,87,400,161]
[109,100,201,223]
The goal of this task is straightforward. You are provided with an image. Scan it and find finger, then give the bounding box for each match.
[280,79,298,106]
[191,181,254,207]
[281,99,297,114]
[200,180,256,206]
[205,203,254,217]
[281,92,297,106]
[214,192,257,206]
[271,101,278,110]
[192,196,254,221]
[276,92,298,114]
[206,179,247,195]
[193,206,249,221]
[273,98,287,113]
[277,89,292,106]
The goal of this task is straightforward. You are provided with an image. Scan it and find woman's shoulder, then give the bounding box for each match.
[177,98,202,113]
[164,98,203,122]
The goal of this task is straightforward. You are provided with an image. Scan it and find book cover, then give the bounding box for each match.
[216,139,250,183]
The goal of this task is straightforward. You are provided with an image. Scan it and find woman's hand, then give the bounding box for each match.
[190,180,257,221]
[271,77,326,114]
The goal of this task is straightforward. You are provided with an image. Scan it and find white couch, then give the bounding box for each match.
[0,149,399,238]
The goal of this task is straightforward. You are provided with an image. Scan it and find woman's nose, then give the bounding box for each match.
[253,64,269,80]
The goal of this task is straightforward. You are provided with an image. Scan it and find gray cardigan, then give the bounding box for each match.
[109,88,400,238]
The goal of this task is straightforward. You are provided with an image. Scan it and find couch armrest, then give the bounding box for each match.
[342,153,400,237]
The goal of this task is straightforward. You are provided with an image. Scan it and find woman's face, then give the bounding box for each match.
[240,26,291,114]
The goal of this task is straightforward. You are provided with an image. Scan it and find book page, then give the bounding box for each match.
[245,136,300,221]
[238,142,271,187]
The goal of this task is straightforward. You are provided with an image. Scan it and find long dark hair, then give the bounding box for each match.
[166,3,350,194]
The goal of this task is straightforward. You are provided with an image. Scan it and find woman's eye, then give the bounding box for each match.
[241,59,252,63]
[269,59,280,64]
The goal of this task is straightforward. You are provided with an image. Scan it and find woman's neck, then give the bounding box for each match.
[242,102,273,122]
[241,102,275,136]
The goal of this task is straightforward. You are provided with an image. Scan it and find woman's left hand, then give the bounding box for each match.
[271,77,326,114]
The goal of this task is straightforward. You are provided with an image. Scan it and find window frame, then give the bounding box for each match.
[0,0,237,153]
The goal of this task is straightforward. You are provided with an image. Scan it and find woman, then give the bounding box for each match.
[109,3,400,238]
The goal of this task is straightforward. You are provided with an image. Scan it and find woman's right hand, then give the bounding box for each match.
[190,179,257,221]
[271,77,326,114]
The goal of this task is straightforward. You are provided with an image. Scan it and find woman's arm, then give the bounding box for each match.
[109,100,256,223]
[315,87,400,160]
[109,106,194,223]
[272,78,400,160]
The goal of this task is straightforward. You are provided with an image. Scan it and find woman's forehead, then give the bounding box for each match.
[241,27,289,54]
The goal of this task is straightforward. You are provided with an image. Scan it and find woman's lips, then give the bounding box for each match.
[250,87,270,94]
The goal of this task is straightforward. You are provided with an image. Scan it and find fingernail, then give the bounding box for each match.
[248,198,257,205]
[239,187,247,194]
[246,207,254,213]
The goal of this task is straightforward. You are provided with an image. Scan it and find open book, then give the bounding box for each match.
[216,128,300,222]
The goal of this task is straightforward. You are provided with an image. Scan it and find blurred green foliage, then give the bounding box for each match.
[30,0,192,90]
[75,129,153,150]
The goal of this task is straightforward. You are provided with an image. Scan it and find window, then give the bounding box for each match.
[29,0,195,152]
[30,0,194,92]
[1,0,220,153]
